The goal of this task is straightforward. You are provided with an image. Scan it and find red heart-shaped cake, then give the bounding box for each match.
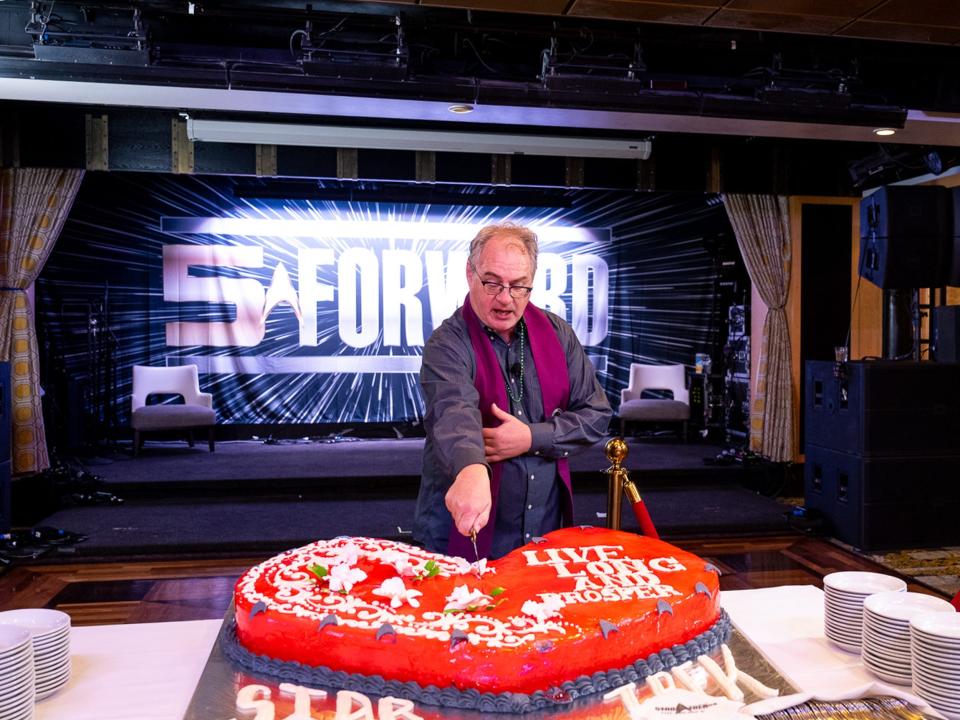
[230,526,726,712]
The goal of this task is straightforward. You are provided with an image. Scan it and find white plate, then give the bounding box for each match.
[0,626,32,657]
[34,647,70,665]
[36,664,70,683]
[912,642,960,664]
[824,571,907,595]
[912,611,960,640]
[0,696,35,720]
[862,660,912,685]
[913,675,960,704]
[825,634,861,653]
[863,624,911,649]
[0,609,70,637]
[0,649,32,674]
[865,591,956,622]
[825,625,862,641]
[825,616,862,633]
[36,678,69,700]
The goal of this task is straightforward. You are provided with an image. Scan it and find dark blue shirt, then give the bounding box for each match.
[413,306,612,558]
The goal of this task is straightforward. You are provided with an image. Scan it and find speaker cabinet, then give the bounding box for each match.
[859,185,951,289]
[933,306,960,363]
[805,360,960,457]
[805,445,960,550]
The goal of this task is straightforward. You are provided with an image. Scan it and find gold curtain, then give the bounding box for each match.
[0,168,85,475]
[721,193,794,462]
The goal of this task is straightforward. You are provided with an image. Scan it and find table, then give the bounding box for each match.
[31,586,900,720]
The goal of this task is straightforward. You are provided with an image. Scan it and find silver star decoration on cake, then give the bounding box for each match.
[599,620,619,639]
[318,614,339,631]
[695,582,713,597]
[248,601,268,619]
[704,563,722,575]
[657,599,674,616]
[376,623,396,641]
[449,629,469,649]
[531,536,548,544]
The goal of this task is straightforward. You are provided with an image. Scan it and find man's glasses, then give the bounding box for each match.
[470,262,533,299]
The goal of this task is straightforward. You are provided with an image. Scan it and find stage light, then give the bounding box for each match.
[185,118,652,159]
[873,128,897,137]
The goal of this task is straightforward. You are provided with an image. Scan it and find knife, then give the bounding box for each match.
[469,529,479,563]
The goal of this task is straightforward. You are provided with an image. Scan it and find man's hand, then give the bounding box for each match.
[445,463,491,537]
[483,402,532,463]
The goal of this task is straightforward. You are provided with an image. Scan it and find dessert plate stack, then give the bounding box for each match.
[822,571,906,652]
[0,609,71,700]
[910,610,960,720]
[0,624,35,720]
[861,590,954,685]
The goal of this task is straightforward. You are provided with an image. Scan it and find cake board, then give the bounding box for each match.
[182,603,797,720]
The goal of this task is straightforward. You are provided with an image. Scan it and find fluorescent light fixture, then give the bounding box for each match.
[185,118,652,159]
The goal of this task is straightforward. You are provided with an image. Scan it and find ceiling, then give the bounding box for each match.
[0,0,959,190]
[376,0,960,46]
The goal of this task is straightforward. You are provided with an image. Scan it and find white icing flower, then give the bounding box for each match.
[452,557,496,577]
[372,577,423,609]
[328,542,360,567]
[377,549,416,577]
[521,596,566,623]
[326,563,367,593]
[443,584,492,612]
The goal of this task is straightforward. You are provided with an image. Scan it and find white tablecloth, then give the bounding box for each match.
[32,585,887,720]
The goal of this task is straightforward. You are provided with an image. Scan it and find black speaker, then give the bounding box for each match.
[859,185,951,289]
[805,444,960,550]
[805,360,960,457]
[950,187,960,286]
[933,306,960,363]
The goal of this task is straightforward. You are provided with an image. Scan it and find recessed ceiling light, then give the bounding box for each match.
[873,128,897,137]
[448,104,474,114]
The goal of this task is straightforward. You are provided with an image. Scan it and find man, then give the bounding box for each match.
[414,222,612,560]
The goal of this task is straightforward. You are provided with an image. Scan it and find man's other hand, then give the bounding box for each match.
[445,463,491,536]
[483,402,533,463]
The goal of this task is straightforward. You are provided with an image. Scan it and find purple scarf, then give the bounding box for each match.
[448,297,572,559]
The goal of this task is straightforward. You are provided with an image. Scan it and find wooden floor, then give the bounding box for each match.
[0,532,946,626]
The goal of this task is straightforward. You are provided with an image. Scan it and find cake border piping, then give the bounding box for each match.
[220,609,732,714]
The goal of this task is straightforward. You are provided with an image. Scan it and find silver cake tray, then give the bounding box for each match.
[183,603,797,720]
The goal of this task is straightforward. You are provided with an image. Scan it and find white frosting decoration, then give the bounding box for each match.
[235,536,691,651]
[451,557,496,577]
[328,542,361,568]
[235,685,424,720]
[327,564,367,594]
[520,595,566,623]
[443,585,492,612]
[372,577,422,609]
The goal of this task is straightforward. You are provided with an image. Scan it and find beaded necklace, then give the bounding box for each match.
[504,320,526,405]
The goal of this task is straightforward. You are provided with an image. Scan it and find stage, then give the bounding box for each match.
[7,437,793,561]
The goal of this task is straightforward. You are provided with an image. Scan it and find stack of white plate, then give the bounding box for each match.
[0,609,71,700]
[861,591,954,685]
[822,571,906,652]
[0,624,35,720]
[910,610,960,720]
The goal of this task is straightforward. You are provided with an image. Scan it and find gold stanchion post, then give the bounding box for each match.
[604,437,628,530]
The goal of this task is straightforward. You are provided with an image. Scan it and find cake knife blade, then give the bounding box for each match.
[469,529,479,563]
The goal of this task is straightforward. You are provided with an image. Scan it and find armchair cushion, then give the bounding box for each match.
[131,404,216,431]
[619,398,690,422]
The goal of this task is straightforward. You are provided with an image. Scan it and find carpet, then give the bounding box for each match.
[848,545,960,597]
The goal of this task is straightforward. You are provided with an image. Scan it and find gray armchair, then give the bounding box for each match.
[130,364,215,455]
[618,363,690,439]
